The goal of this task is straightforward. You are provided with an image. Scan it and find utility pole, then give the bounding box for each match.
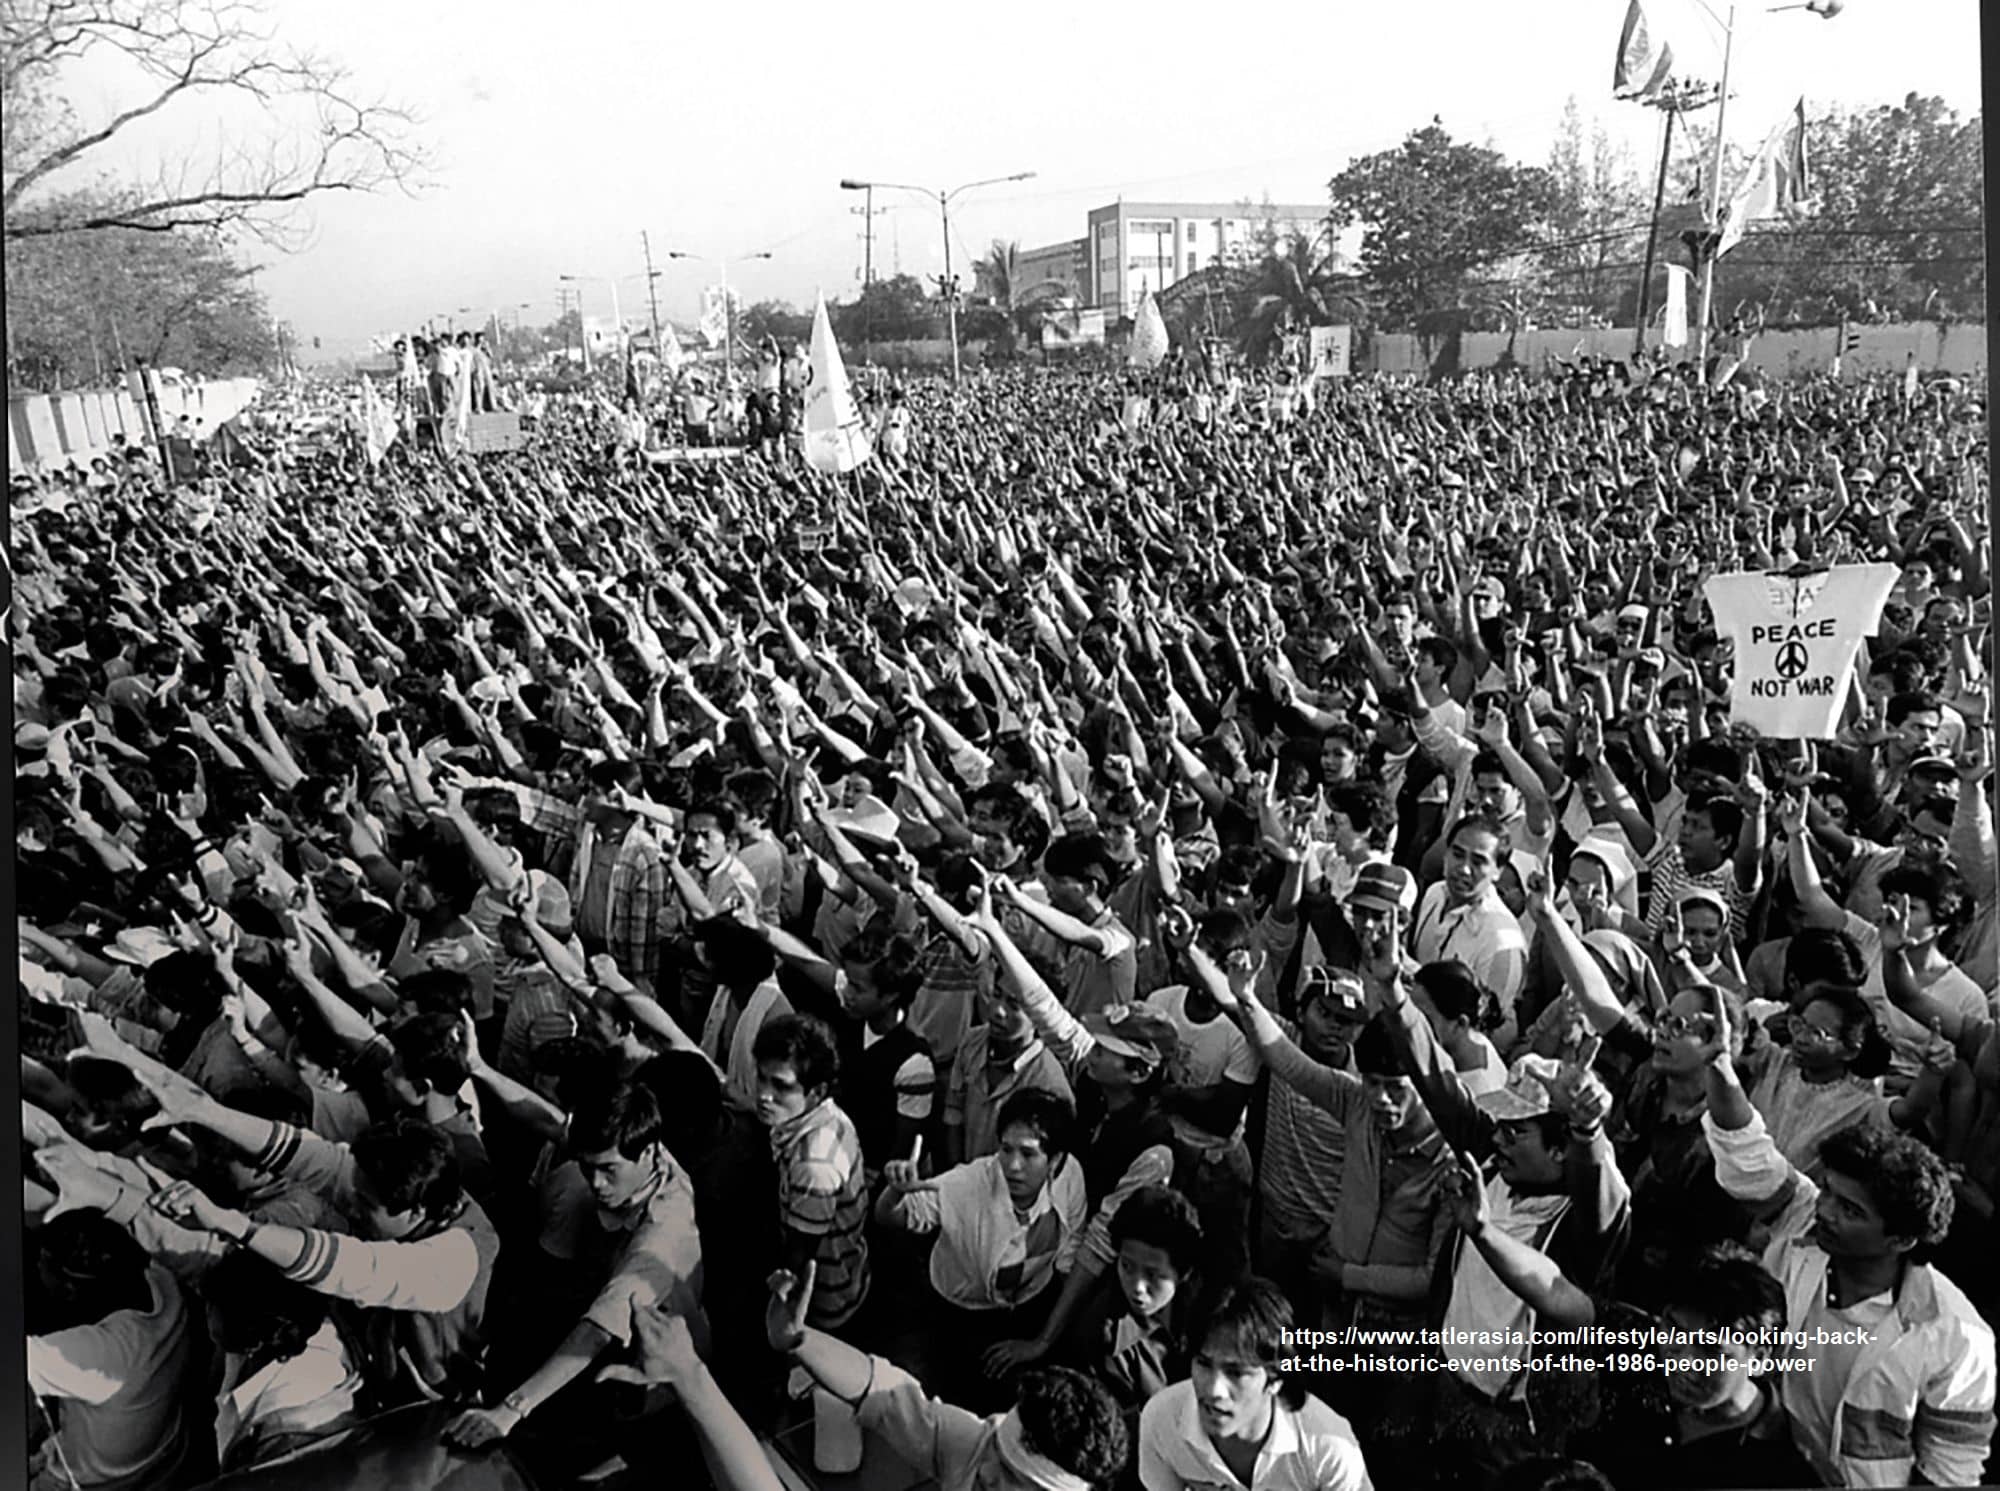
[851,189,886,284]
[642,231,665,353]
[1631,78,1717,358]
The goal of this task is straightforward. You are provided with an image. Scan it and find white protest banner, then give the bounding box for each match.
[1307,325,1353,380]
[803,294,873,475]
[359,375,397,467]
[1703,564,1899,738]
[1129,291,1168,371]
[699,287,733,350]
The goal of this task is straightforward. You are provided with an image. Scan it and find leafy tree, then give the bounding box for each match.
[1717,94,1982,325]
[831,274,937,345]
[2,0,425,244]
[737,299,812,347]
[1538,97,1646,324]
[1328,120,1560,327]
[4,224,275,388]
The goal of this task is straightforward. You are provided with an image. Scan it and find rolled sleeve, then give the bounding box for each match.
[1079,1144,1175,1274]
[894,1052,937,1121]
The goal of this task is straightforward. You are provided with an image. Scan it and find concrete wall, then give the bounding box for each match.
[7,375,263,472]
[1364,322,1986,380]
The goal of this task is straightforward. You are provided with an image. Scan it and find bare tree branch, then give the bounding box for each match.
[2,0,428,242]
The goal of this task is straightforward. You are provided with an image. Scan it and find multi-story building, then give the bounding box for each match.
[1001,238,1088,306]
[1082,201,1334,316]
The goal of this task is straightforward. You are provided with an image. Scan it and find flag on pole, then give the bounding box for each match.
[1661,264,1691,348]
[1903,353,1919,403]
[359,375,397,467]
[1613,0,1675,99]
[660,322,686,372]
[803,294,873,475]
[1129,290,1169,371]
[698,288,731,350]
[1717,98,1811,260]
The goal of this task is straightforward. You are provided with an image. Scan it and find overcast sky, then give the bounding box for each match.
[53,0,1984,356]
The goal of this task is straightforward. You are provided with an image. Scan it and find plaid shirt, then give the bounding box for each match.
[516,789,668,987]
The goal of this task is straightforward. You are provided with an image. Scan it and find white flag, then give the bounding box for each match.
[698,287,732,350]
[1903,354,1919,403]
[1717,98,1811,261]
[1661,264,1691,349]
[1129,291,1169,370]
[660,322,686,372]
[803,294,873,475]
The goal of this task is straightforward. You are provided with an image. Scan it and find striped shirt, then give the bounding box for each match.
[1257,1019,1351,1243]
[913,925,990,1082]
[771,1099,871,1329]
[1642,842,1755,942]
[515,790,669,986]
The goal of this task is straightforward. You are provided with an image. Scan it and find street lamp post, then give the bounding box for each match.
[665,250,773,382]
[841,172,1037,382]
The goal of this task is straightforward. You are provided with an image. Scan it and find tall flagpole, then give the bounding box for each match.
[1693,4,1736,374]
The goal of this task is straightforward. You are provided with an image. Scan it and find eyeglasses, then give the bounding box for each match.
[1657,1013,1717,1039]
[1786,1016,1842,1045]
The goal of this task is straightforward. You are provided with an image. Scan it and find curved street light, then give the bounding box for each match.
[840,171,1037,381]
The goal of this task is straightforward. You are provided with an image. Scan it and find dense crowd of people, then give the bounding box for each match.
[11,350,1997,1491]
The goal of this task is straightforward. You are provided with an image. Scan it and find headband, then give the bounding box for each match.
[992,1411,1092,1491]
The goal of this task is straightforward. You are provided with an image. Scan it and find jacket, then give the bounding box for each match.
[1705,1109,1996,1488]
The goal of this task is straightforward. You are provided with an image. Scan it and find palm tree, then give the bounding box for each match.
[1234,229,1370,365]
[973,238,1070,358]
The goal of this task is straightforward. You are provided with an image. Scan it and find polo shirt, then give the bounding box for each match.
[1137,1379,1373,1491]
[1410,883,1527,1012]
[771,1098,871,1330]
[945,1026,1075,1162]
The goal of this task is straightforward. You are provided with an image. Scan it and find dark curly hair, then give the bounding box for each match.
[838,920,926,1007]
[1013,1365,1129,1487]
[995,1088,1077,1161]
[752,1013,841,1096]
[204,1253,330,1377]
[1657,1241,1786,1343]
[1817,1121,1955,1255]
[350,1116,462,1224]
[1879,861,1971,936]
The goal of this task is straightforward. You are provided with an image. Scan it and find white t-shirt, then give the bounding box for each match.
[1147,984,1258,1147]
[1703,565,1898,738]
